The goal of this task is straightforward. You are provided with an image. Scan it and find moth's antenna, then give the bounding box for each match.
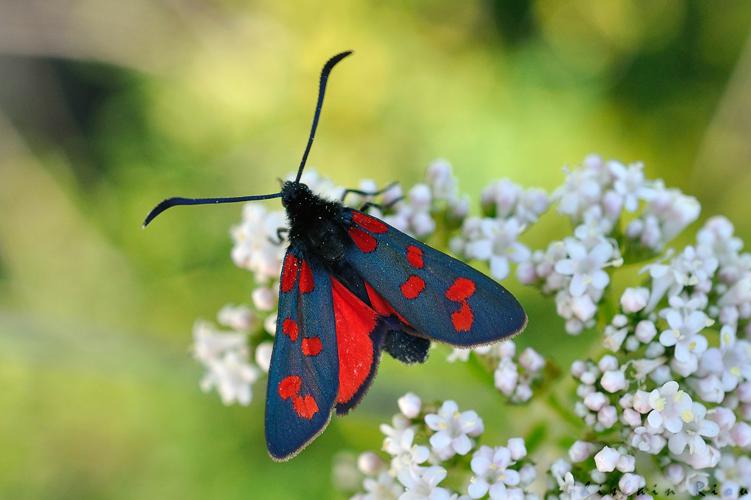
[143,51,352,228]
[294,50,353,183]
[143,192,282,227]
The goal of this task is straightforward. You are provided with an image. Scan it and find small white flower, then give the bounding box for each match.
[200,350,259,405]
[461,217,530,280]
[667,402,719,458]
[362,471,403,500]
[609,160,648,212]
[381,415,413,455]
[425,401,484,458]
[658,305,711,362]
[231,204,287,280]
[494,358,519,396]
[193,321,246,362]
[397,466,451,500]
[714,454,751,499]
[217,304,256,331]
[468,446,520,499]
[554,239,614,297]
[426,159,456,199]
[630,426,666,454]
[646,381,693,433]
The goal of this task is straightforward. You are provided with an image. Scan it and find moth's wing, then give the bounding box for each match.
[342,209,527,347]
[329,277,385,415]
[327,268,426,415]
[265,247,339,461]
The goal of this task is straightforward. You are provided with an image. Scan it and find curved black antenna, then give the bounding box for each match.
[143,50,352,228]
[143,192,282,227]
[294,50,353,183]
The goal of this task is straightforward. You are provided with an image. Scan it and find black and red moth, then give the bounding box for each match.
[144,51,527,460]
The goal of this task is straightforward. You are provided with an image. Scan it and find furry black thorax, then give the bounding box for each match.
[281,181,348,263]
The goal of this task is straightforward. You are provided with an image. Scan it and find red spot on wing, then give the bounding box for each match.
[280,254,299,293]
[400,275,425,300]
[406,245,424,269]
[364,282,410,326]
[292,394,319,419]
[445,277,476,302]
[301,337,322,356]
[348,226,377,253]
[352,211,388,233]
[282,318,299,342]
[278,376,301,400]
[299,259,315,293]
[331,279,377,405]
[451,301,474,332]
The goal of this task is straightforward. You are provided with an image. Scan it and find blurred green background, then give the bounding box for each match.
[2,1,751,498]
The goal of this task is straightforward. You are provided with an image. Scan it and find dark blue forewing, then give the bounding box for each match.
[265,246,339,460]
[343,209,527,346]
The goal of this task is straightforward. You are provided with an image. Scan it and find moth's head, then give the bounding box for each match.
[281,181,312,209]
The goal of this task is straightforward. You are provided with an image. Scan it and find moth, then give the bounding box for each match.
[144,51,527,460]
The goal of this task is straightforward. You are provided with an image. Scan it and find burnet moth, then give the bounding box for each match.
[144,50,527,460]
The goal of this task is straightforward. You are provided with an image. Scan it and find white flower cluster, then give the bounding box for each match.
[450,178,548,281]
[448,341,545,404]
[350,394,537,500]
[190,154,751,498]
[192,305,262,405]
[382,159,469,238]
[555,214,751,497]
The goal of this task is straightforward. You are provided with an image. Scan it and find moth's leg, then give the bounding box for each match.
[340,181,399,204]
[359,196,404,213]
[268,227,289,245]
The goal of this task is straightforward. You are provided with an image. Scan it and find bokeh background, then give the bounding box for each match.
[2,1,751,498]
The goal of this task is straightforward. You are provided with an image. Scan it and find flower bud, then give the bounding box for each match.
[252,287,277,311]
[616,454,635,473]
[598,355,619,372]
[598,405,618,428]
[408,183,431,209]
[519,348,545,372]
[635,320,657,343]
[584,392,607,411]
[594,446,621,472]
[619,473,645,495]
[569,441,595,462]
[601,370,627,393]
[621,287,649,313]
[254,341,273,372]
[357,451,384,475]
[507,437,527,460]
[622,409,642,427]
[264,313,277,335]
[397,392,422,419]
[730,422,751,447]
